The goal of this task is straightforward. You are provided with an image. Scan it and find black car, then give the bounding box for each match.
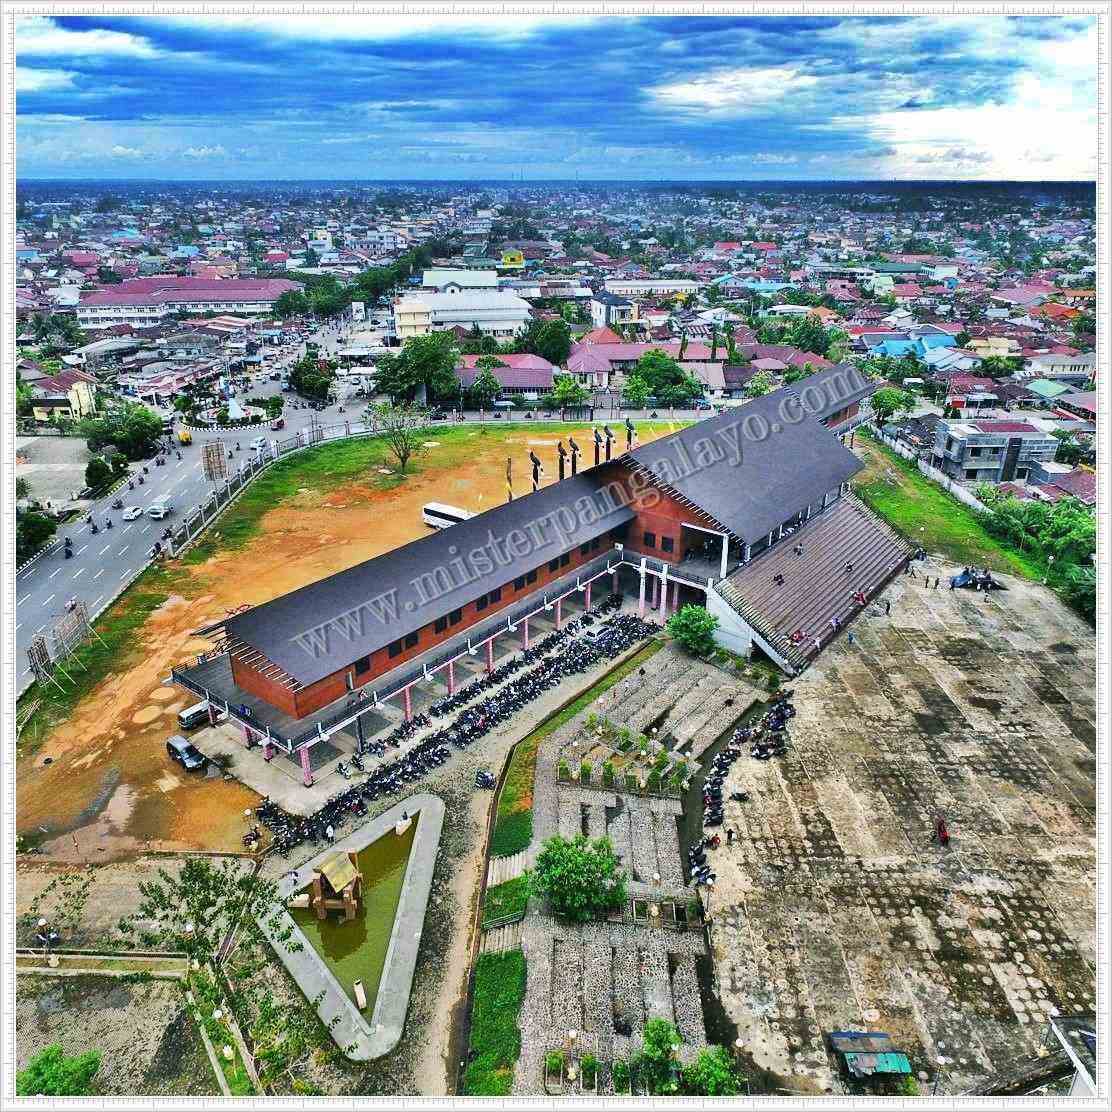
[166,734,206,771]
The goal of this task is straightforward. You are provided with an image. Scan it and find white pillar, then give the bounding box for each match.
[719,533,729,579]
[658,564,668,619]
[638,559,647,617]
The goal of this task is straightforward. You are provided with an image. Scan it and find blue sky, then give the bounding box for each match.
[16,13,1098,180]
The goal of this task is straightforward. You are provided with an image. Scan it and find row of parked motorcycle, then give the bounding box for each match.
[255,604,655,856]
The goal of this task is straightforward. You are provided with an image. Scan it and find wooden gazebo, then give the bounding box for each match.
[308,850,363,922]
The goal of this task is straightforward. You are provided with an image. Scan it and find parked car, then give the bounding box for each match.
[166,734,206,771]
[122,506,143,521]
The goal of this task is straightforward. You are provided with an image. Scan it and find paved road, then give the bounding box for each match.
[14,321,358,688]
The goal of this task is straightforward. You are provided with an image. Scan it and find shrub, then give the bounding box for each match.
[602,760,615,787]
[462,951,527,1096]
[581,1053,599,1087]
[557,759,571,781]
[612,1059,631,1093]
[647,769,661,791]
[580,759,592,783]
[546,1050,565,1075]
[17,1044,101,1096]
[682,1045,743,1096]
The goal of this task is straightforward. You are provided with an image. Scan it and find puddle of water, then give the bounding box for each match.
[289,820,418,1009]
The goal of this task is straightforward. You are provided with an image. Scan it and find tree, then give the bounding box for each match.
[634,349,702,404]
[79,401,162,460]
[16,476,30,501]
[17,1045,101,1096]
[683,1045,744,1096]
[372,401,428,473]
[635,1018,683,1095]
[532,319,572,366]
[84,456,114,492]
[978,355,1023,379]
[96,266,122,284]
[622,372,651,409]
[274,290,309,318]
[667,605,719,656]
[744,370,774,398]
[871,386,914,424]
[377,332,459,405]
[17,510,57,563]
[543,373,589,412]
[469,361,503,409]
[529,834,627,922]
[117,857,296,962]
[287,353,335,401]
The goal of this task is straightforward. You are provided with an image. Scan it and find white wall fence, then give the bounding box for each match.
[870,428,989,515]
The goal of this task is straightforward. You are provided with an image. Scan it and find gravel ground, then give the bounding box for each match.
[16,973,219,1097]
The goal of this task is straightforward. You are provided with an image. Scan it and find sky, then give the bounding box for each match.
[15,12,1099,181]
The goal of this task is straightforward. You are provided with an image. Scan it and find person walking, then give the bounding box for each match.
[885,599,892,616]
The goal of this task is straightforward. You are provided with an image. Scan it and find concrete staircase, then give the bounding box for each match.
[480,920,525,953]
[487,848,532,886]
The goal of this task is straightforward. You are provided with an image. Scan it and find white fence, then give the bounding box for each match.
[871,428,989,514]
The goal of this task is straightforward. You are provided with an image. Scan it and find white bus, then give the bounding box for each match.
[422,502,475,530]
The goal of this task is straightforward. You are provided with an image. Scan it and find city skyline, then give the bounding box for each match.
[16,13,1098,182]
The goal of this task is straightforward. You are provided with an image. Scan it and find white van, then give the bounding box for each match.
[146,499,172,520]
[178,701,212,731]
[422,502,475,530]
[250,436,268,453]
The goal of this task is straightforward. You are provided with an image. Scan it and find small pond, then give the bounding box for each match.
[289,819,417,1008]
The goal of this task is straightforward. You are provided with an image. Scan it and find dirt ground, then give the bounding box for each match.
[17,423,676,857]
[706,561,1096,1094]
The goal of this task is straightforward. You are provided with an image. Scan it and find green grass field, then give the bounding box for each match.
[462,950,527,1096]
[854,431,1043,579]
[481,876,530,927]
[489,639,664,858]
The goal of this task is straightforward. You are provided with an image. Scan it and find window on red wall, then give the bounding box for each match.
[434,617,448,634]
[643,531,656,548]
[513,575,526,590]
[405,632,418,648]
[661,536,674,553]
[449,608,462,625]
[354,653,371,674]
[527,569,538,583]
[388,639,403,658]
[489,586,502,602]
[560,552,570,567]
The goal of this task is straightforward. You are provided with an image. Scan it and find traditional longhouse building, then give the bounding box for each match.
[173,365,904,781]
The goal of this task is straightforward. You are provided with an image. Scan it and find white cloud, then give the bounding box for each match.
[182,144,227,159]
[16,15,159,58]
[110,145,144,158]
[648,67,818,115]
[15,67,75,92]
[163,12,596,41]
[752,152,798,165]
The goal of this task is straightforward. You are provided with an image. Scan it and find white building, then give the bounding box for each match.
[393,290,531,339]
[603,278,699,297]
[421,268,499,293]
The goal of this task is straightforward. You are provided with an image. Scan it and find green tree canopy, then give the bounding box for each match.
[667,605,719,656]
[622,372,651,409]
[469,363,503,409]
[871,386,915,424]
[17,510,57,564]
[375,332,460,404]
[744,370,775,398]
[79,401,162,460]
[529,834,627,921]
[635,1018,683,1095]
[17,1044,101,1096]
[543,373,589,411]
[532,319,572,366]
[634,349,703,404]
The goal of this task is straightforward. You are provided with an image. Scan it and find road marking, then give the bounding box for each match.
[99,544,111,555]
[77,545,87,555]
[122,524,133,534]
[72,568,86,579]
[43,595,54,606]
[118,546,129,556]
[93,594,104,607]
[15,622,21,631]
[120,568,133,579]
[18,595,30,605]
[49,568,61,579]
[93,568,105,580]
[35,624,46,633]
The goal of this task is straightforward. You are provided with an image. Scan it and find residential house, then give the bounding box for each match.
[931,418,1059,482]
